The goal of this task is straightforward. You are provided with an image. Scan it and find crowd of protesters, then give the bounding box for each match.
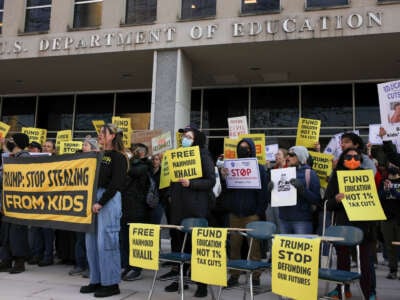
[0,123,399,299]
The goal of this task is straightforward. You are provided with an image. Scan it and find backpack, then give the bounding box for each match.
[146,172,159,208]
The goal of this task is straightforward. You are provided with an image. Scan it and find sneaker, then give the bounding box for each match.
[122,269,143,281]
[326,287,352,299]
[159,269,179,279]
[227,276,239,288]
[386,272,397,279]
[80,283,101,294]
[164,281,188,292]
[94,284,120,298]
[69,266,85,276]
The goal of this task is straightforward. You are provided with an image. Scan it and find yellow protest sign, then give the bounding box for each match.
[337,170,386,221]
[272,235,321,300]
[56,130,72,153]
[295,118,321,148]
[2,152,101,232]
[159,151,171,189]
[223,137,238,159]
[176,131,183,148]
[0,121,10,139]
[167,146,202,181]
[112,116,132,148]
[59,141,83,154]
[129,223,160,270]
[22,127,47,145]
[191,228,227,286]
[239,133,266,165]
[92,120,105,135]
[309,151,334,189]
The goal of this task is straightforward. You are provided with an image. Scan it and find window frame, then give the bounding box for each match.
[180,0,216,21]
[241,0,281,16]
[24,0,52,33]
[304,0,350,11]
[0,0,5,34]
[123,0,157,25]
[72,0,103,30]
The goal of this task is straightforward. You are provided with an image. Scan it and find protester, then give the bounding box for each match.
[221,138,269,288]
[379,127,400,167]
[80,124,128,297]
[325,147,376,300]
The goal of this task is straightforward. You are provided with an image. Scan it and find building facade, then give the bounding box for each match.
[0,0,399,157]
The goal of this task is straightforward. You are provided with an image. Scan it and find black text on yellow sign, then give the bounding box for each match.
[167,146,203,181]
[272,236,320,300]
[129,223,160,270]
[191,228,227,286]
[2,152,101,232]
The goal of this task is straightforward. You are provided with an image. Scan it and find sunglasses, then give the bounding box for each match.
[288,152,297,157]
[344,154,361,161]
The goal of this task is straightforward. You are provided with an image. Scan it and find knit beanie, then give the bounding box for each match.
[12,133,30,150]
[289,146,309,165]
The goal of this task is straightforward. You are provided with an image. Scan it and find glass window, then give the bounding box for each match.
[202,88,248,132]
[37,95,74,135]
[0,0,4,34]
[190,90,201,129]
[241,0,280,14]
[74,93,113,135]
[301,84,353,128]
[181,0,216,20]
[354,83,380,127]
[125,0,156,24]
[1,97,36,134]
[306,0,348,9]
[73,0,102,28]
[25,0,52,33]
[115,92,151,130]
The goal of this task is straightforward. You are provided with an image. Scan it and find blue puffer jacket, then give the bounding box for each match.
[279,164,321,222]
[223,138,269,218]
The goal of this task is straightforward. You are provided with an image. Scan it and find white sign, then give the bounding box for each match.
[271,167,297,207]
[369,124,383,145]
[151,131,172,155]
[377,80,400,141]
[266,144,279,162]
[228,116,248,139]
[224,158,261,189]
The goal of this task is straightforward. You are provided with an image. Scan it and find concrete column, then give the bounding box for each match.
[151,49,192,147]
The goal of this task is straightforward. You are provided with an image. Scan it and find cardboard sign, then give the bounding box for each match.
[271,167,297,207]
[377,80,400,141]
[224,158,261,189]
[308,151,333,189]
[167,146,203,181]
[0,121,10,139]
[228,116,248,139]
[112,116,132,149]
[238,133,266,165]
[191,228,227,286]
[152,131,172,155]
[272,235,321,300]
[337,169,386,221]
[56,130,72,153]
[129,223,160,270]
[22,127,47,146]
[223,137,238,159]
[296,118,321,148]
[132,129,162,156]
[92,120,105,135]
[59,141,83,154]
[159,150,171,189]
[2,152,101,232]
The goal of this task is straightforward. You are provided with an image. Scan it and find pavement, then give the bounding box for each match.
[0,242,399,300]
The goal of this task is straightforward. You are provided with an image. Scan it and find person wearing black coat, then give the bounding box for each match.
[164,126,216,298]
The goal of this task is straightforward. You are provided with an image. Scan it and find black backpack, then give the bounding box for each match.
[146,172,159,208]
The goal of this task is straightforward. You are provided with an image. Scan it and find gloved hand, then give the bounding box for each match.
[289,178,304,194]
[267,181,274,192]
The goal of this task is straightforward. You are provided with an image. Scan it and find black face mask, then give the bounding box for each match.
[6,141,16,152]
[237,146,250,158]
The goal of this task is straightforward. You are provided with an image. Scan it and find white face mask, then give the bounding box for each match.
[181,137,193,148]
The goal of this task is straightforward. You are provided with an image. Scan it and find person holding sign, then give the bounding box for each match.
[379,127,400,168]
[276,146,321,235]
[325,148,376,300]
[80,124,128,298]
[164,126,215,298]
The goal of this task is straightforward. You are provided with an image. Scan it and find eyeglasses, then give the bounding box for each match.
[344,154,361,161]
[288,152,297,157]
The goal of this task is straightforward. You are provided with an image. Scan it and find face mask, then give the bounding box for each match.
[343,158,361,170]
[6,141,16,152]
[181,137,193,148]
[237,146,250,158]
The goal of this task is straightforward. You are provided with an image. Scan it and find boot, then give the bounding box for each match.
[94,284,120,298]
[9,258,25,274]
[0,260,12,272]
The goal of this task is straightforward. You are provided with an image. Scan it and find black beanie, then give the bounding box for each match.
[12,133,30,150]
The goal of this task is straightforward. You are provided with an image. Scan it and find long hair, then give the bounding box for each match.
[103,123,124,152]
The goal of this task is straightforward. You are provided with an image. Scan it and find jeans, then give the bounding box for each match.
[279,220,313,234]
[75,232,87,269]
[86,188,121,286]
[29,227,54,262]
